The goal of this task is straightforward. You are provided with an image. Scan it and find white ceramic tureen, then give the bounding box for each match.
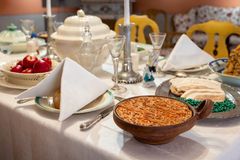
[0,24,27,53]
[51,10,116,71]
[0,24,26,43]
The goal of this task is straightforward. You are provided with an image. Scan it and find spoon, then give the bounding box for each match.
[17,98,35,104]
[17,96,50,104]
[161,71,188,78]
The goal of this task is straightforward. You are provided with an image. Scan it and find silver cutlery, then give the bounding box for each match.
[175,71,188,77]
[114,96,125,101]
[79,96,125,131]
[17,95,124,131]
[17,97,35,104]
[79,105,114,131]
[17,96,51,104]
[17,95,124,104]
[161,71,188,78]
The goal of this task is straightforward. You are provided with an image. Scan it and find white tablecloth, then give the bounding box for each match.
[1,53,240,160]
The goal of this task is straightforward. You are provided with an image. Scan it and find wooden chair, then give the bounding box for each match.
[147,9,170,48]
[186,20,240,58]
[114,15,159,44]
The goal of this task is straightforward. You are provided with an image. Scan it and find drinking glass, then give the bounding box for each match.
[53,21,63,31]
[149,32,166,73]
[107,35,127,94]
[46,40,61,62]
[20,19,35,39]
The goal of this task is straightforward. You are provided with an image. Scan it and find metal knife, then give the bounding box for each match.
[79,105,114,131]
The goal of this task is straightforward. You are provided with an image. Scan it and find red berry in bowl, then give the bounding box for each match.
[10,65,23,73]
[42,57,52,68]
[23,55,39,68]
[22,68,33,73]
[33,59,51,73]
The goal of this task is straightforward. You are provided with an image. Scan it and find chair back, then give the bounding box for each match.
[147,9,174,48]
[187,20,240,58]
[114,15,159,43]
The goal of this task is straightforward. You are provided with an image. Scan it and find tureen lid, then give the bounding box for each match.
[51,10,115,41]
[0,24,26,43]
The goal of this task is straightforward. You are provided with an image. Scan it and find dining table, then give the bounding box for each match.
[1,51,240,160]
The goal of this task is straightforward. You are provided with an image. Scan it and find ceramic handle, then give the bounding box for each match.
[196,99,214,120]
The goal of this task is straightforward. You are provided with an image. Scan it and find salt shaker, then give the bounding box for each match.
[142,65,156,88]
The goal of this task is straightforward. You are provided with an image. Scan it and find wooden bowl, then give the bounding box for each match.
[113,96,213,145]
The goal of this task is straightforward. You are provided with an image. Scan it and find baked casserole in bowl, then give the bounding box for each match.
[113,96,213,145]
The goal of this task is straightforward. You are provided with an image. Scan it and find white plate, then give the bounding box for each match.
[35,90,114,114]
[159,59,209,73]
[0,74,29,90]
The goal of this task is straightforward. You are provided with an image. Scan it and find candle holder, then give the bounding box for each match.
[43,15,56,58]
[43,15,55,42]
[116,24,142,84]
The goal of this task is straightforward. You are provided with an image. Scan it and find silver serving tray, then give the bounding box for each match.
[155,80,240,119]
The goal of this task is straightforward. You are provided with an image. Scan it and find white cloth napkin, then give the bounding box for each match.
[161,34,214,71]
[16,58,109,121]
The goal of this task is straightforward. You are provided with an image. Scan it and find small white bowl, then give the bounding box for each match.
[209,58,240,87]
[0,60,56,87]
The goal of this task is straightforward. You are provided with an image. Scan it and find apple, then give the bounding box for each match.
[16,60,23,66]
[10,65,23,73]
[23,55,39,68]
[33,59,51,73]
[42,57,52,68]
[22,68,33,73]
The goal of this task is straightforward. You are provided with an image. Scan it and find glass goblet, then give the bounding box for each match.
[53,21,63,31]
[46,40,61,62]
[107,35,127,94]
[20,19,35,39]
[149,32,166,73]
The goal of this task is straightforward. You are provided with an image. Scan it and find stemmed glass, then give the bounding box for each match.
[106,35,127,94]
[53,21,63,31]
[149,32,166,73]
[20,19,35,39]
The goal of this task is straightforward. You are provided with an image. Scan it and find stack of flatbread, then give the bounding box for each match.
[170,78,225,102]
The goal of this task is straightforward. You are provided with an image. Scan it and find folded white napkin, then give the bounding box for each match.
[161,34,214,71]
[16,58,109,121]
